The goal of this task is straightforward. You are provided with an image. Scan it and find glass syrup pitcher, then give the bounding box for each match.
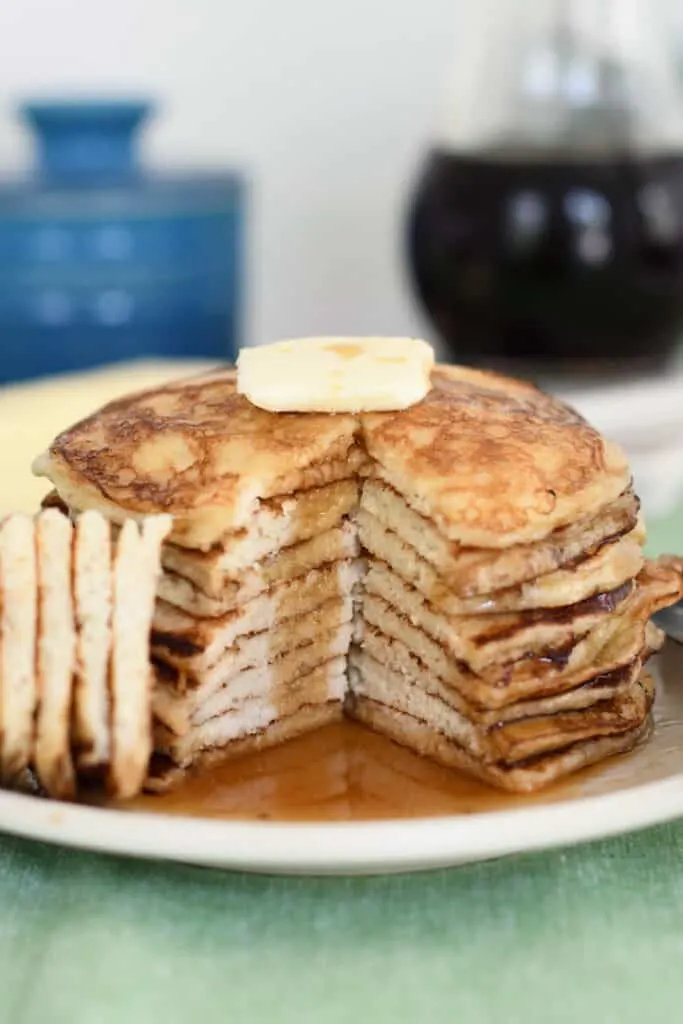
[406,0,683,377]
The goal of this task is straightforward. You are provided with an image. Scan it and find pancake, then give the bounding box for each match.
[32,368,365,551]
[360,478,641,597]
[0,514,37,783]
[0,507,172,801]
[153,621,353,736]
[154,595,354,689]
[31,358,683,797]
[154,657,347,768]
[34,510,77,799]
[360,591,646,704]
[486,676,650,763]
[157,522,359,617]
[109,516,171,799]
[363,559,633,672]
[358,625,653,727]
[33,365,629,551]
[162,478,359,590]
[349,650,650,766]
[358,507,644,613]
[349,689,651,793]
[360,365,630,548]
[360,562,675,705]
[72,510,113,772]
[151,560,363,671]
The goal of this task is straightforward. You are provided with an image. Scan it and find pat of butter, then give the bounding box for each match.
[236,336,435,413]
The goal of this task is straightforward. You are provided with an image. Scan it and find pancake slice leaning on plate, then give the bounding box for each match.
[0,508,170,799]
[0,514,37,783]
[109,517,172,800]
[72,510,113,773]
[34,509,77,799]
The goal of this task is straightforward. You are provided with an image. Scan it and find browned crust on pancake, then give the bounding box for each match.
[355,626,649,726]
[655,554,683,583]
[361,365,630,546]
[360,478,640,597]
[347,693,651,793]
[486,674,651,763]
[35,362,630,550]
[41,491,68,514]
[152,595,353,692]
[35,369,365,547]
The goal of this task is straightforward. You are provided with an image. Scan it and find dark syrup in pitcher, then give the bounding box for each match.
[407,148,683,374]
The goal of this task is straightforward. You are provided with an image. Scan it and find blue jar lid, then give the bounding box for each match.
[22,99,152,181]
[0,99,244,218]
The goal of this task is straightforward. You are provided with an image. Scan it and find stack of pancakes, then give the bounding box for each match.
[0,508,168,799]
[148,503,362,780]
[33,363,683,794]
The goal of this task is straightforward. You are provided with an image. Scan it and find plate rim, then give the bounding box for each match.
[1,769,683,874]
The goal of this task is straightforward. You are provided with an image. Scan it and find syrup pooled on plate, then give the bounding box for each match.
[122,721,610,822]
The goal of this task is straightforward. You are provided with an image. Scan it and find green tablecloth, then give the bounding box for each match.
[3,822,683,1024]
[0,364,681,1024]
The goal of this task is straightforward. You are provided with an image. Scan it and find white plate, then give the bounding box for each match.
[0,643,682,876]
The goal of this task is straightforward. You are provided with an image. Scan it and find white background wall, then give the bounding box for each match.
[0,0,468,347]
[2,1,682,350]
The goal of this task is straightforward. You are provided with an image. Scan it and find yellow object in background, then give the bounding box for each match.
[0,361,212,516]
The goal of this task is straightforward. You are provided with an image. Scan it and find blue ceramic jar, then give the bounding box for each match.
[0,100,245,383]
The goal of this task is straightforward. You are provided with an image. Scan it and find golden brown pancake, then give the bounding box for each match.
[151,560,363,671]
[357,624,656,727]
[33,368,365,551]
[349,689,652,793]
[363,558,634,672]
[360,365,630,547]
[157,523,359,618]
[358,508,644,613]
[153,595,353,689]
[361,478,641,597]
[348,649,650,766]
[162,479,359,589]
[154,657,347,768]
[153,622,353,737]
[358,559,678,705]
[33,364,628,551]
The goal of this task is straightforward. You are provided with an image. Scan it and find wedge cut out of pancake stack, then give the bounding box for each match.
[0,508,170,799]
[32,345,683,795]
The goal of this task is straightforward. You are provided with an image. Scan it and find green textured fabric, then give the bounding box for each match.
[3,824,683,1024]
[646,505,683,559]
[0,514,680,1024]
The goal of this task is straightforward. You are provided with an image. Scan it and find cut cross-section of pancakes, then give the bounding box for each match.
[0,509,170,799]
[33,359,683,796]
